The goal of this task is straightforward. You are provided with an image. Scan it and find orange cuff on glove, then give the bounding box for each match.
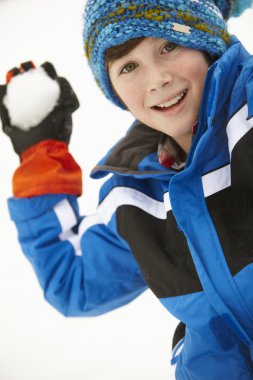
[13,140,82,198]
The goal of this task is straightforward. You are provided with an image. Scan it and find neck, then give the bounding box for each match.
[173,121,198,154]
[173,134,192,154]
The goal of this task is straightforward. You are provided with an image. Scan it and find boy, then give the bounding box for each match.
[1,0,253,378]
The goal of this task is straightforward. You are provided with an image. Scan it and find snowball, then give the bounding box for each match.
[3,67,61,130]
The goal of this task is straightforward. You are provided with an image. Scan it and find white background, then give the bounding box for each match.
[0,1,252,379]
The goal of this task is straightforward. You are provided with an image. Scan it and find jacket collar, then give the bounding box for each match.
[90,121,169,179]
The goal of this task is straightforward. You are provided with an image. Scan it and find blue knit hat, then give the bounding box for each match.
[83,0,253,109]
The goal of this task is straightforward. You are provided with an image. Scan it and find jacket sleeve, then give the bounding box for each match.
[7,140,147,317]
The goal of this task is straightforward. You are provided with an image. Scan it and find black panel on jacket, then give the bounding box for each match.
[231,127,253,188]
[206,128,253,276]
[116,205,202,298]
[206,186,253,276]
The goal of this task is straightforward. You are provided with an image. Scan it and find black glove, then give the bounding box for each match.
[0,61,80,155]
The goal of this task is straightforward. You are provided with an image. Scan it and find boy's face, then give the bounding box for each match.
[108,37,210,153]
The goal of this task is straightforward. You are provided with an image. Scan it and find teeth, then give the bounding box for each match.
[156,91,185,108]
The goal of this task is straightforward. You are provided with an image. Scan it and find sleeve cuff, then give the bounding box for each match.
[13,140,82,197]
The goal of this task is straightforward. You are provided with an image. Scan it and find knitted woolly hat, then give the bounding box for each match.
[83,0,253,108]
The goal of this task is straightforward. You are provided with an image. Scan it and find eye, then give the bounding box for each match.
[162,41,178,53]
[120,62,138,74]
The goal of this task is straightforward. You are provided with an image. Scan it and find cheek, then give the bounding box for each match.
[117,85,143,112]
[182,51,208,79]
[190,65,205,83]
[109,75,135,110]
[188,62,208,96]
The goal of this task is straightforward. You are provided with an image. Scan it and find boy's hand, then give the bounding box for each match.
[0,61,80,155]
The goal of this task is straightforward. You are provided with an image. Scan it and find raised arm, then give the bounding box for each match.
[0,62,147,316]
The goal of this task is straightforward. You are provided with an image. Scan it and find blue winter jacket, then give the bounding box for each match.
[8,36,253,379]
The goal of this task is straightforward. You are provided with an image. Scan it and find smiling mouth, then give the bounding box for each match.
[151,90,188,111]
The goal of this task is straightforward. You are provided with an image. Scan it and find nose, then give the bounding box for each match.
[146,63,173,92]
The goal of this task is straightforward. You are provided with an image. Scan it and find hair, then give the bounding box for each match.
[106,37,216,68]
[106,37,145,65]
